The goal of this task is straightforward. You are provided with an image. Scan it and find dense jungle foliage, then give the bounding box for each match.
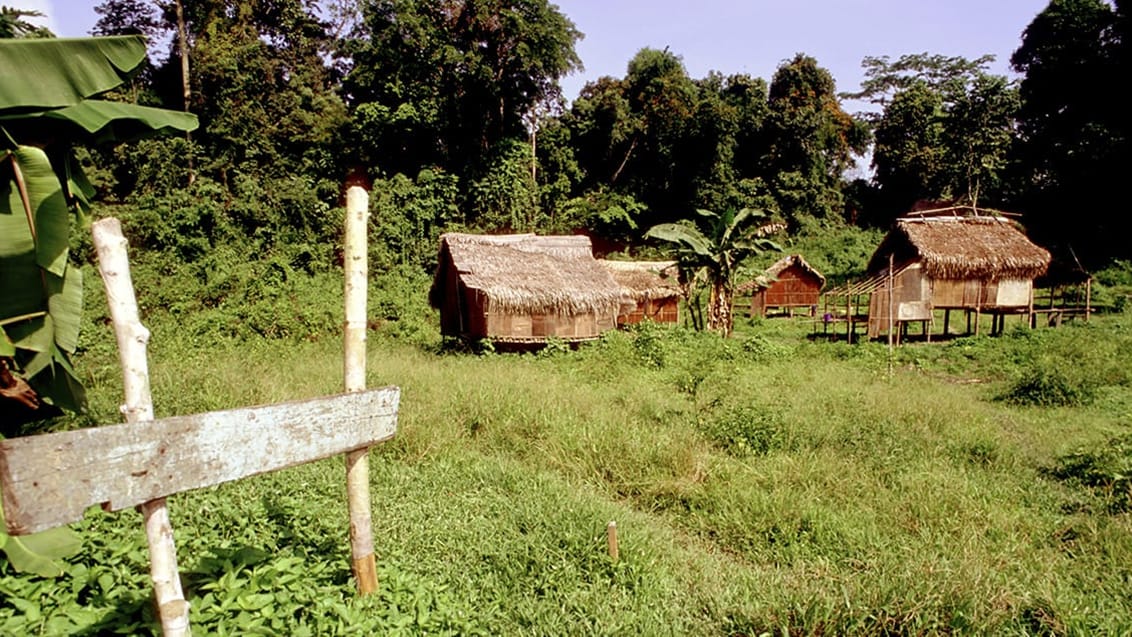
[34,0,1132,271]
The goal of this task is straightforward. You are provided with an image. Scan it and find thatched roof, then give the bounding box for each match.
[599,260,681,302]
[738,254,825,292]
[867,215,1051,280]
[430,233,627,316]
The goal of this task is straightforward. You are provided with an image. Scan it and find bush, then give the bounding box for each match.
[1000,365,1098,408]
[701,404,790,456]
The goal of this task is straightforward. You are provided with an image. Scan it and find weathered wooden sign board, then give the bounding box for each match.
[0,387,399,535]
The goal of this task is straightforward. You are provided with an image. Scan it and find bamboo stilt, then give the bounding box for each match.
[93,218,190,637]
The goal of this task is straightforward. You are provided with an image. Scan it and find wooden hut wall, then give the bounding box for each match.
[763,266,822,308]
[867,266,931,337]
[991,279,1032,308]
[929,277,1032,310]
[467,289,490,339]
[438,266,467,337]
[621,297,679,325]
[485,308,616,340]
[750,291,767,317]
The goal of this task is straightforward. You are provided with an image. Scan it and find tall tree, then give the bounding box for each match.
[0,6,52,38]
[854,53,1019,221]
[1010,0,1126,263]
[763,54,868,226]
[344,0,581,180]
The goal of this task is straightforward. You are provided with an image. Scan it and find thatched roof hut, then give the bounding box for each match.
[599,260,681,325]
[867,215,1051,280]
[863,210,1053,340]
[430,233,628,343]
[738,254,825,317]
[740,254,825,292]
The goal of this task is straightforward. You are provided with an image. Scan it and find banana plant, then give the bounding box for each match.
[0,35,197,574]
[645,208,782,337]
[1,35,197,424]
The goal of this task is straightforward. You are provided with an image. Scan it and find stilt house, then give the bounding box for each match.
[739,254,825,317]
[599,260,681,325]
[865,209,1051,339]
[429,233,629,345]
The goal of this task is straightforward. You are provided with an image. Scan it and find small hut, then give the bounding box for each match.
[865,209,1051,339]
[429,233,629,345]
[739,254,825,317]
[600,260,681,325]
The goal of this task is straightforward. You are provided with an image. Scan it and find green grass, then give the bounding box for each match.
[4,278,1132,634]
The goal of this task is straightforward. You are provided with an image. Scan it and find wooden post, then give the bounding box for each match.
[1028,286,1035,329]
[943,309,950,336]
[606,521,619,562]
[887,255,894,350]
[1085,277,1092,323]
[92,218,190,637]
[343,184,378,595]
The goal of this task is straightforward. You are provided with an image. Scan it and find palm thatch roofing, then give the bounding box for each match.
[867,214,1051,280]
[738,254,825,293]
[599,260,680,302]
[430,233,627,316]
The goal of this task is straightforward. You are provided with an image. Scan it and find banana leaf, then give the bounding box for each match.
[0,36,147,112]
[41,100,198,144]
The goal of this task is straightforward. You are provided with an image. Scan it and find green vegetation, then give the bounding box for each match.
[2,0,1132,633]
[3,259,1132,633]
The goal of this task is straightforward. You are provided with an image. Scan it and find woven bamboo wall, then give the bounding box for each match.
[749,266,822,317]
[619,298,679,325]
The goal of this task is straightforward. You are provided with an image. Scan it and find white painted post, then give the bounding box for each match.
[92,218,190,637]
[343,185,377,594]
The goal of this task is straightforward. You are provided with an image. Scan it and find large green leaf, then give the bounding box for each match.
[19,343,85,413]
[40,100,199,144]
[0,500,82,578]
[5,314,52,353]
[644,222,714,259]
[46,266,82,353]
[13,147,70,276]
[0,36,146,112]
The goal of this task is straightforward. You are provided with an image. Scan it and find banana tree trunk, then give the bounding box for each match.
[707,280,733,337]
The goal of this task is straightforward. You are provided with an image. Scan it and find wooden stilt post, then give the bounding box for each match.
[343,184,378,595]
[887,255,894,350]
[1085,277,1092,323]
[943,309,950,336]
[92,218,190,637]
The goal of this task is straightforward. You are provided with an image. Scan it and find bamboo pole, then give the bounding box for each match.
[606,521,619,563]
[343,185,378,595]
[93,218,190,637]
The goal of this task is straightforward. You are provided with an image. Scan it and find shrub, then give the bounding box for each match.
[1000,365,1098,407]
[701,404,790,456]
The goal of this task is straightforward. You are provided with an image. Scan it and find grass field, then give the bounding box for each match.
[3,276,1132,634]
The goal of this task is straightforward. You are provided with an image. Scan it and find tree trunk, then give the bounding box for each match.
[707,280,733,337]
[173,0,195,184]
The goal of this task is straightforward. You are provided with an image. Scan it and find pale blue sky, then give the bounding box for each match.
[29,0,1051,109]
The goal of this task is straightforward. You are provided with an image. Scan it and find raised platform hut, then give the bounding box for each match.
[429,233,628,346]
[739,254,825,317]
[600,260,681,325]
[865,208,1051,340]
